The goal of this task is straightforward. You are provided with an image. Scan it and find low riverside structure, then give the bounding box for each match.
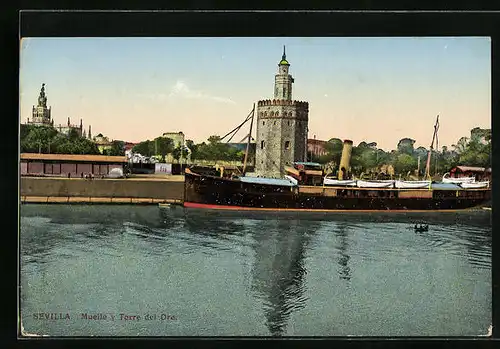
[449,166,491,182]
[20,176,184,204]
[20,153,127,177]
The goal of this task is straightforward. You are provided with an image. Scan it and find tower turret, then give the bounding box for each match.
[38,83,47,108]
[274,45,294,100]
[30,83,52,126]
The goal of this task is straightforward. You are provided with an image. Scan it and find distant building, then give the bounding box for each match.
[379,164,395,176]
[307,138,328,157]
[449,166,491,181]
[20,153,127,177]
[162,131,185,148]
[227,135,256,152]
[24,83,91,139]
[123,142,137,152]
[54,117,84,137]
[93,133,113,154]
[26,83,53,126]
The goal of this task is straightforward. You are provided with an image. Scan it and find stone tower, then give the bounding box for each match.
[254,46,309,178]
[31,83,52,126]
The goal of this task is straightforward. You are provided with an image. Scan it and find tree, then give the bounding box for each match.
[68,128,80,141]
[109,140,125,156]
[132,140,154,157]
[322,138,343,166]
[452,137,468,154]
[172,146,183,161]
[153,137,174,162]
[396,138,416,155]
[208,135,222,144]
[393,153,417,176]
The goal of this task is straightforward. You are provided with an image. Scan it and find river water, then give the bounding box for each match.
[19,204,491,337]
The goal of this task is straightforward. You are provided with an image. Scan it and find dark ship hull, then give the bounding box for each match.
[183,170,490,212]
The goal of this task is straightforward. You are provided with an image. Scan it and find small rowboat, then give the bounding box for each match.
[442,173,475,184]
[356,180,395,188]
[284,175,299,185]
[323,178,357,186]
[459,181,489,189]
[394,180,432,189]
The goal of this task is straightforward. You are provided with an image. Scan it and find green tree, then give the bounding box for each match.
[133,140,154,157]
[185,139,197,158]
[68,128,80,141]
[452,137,468,154]
[393,153,417,176]
[109,140,125,156]
[396,138,416,155]
[322,138,343,166]
[172,146,183,161]
[153,137,174,161]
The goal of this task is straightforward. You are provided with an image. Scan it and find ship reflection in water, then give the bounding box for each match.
[249,219,315,336]
[335,224,351,281]
[20,205,491,337]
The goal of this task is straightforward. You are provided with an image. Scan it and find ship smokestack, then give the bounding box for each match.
[338,139,353,180]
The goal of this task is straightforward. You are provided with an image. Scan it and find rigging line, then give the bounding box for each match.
[224,110,255,143]
[225,115,252,143]
[220,109,254,141]
[221,117,250,143]
[226,122,246,143]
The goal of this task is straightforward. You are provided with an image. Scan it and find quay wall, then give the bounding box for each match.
[20,177,184,200]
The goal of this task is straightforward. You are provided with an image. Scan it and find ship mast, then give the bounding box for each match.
[242,104,255,175]
[424,115,440,180]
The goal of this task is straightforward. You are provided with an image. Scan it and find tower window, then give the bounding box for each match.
[288,121,290,125]
[285,141,290,150]
[274,121,276,125]
[261,140,265,149]
[283,88,286,98]
[262,121,265,126]
[275,111,279,117]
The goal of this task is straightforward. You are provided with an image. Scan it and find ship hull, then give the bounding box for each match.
[184,172,490,212]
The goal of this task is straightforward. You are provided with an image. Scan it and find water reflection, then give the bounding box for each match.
[20,204,166,228]
[415,223,491,270]
[250,220,317,336]
[335,224,351,281]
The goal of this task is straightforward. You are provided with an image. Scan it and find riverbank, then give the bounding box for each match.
[20,196,183,205]
[20,176,185,204]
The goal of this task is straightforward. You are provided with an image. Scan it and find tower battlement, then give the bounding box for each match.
[257,99,309,108]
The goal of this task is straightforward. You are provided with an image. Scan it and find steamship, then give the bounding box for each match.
[183,120,490,213]
[183,49,490,212]
[183,166,490,213]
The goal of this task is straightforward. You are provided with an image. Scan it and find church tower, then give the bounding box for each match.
[31,83,52,126]
[254,46,309,178]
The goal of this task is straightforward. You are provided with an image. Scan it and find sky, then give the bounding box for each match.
[19,37,491,151]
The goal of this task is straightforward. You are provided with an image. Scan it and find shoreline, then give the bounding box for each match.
[20,196,183,205]
[20,176,185,203]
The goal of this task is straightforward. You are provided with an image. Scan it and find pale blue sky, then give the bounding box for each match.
[20,37,490,150]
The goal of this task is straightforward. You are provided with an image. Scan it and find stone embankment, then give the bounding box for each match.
[20,176,185,205]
